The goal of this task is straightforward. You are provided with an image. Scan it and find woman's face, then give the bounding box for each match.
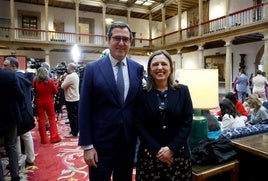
[149,54,171,83]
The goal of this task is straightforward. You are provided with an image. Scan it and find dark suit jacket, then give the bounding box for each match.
[78,56,144,152]
[16,71,36,135]
[0,69,24,129]
[136,85,193,158]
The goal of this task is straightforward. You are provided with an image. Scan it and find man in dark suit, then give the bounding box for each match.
[78,21,144,181]
[4,57,36,166]
[0,68,24,181]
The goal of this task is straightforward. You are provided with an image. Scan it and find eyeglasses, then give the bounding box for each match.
[111,36,130,43]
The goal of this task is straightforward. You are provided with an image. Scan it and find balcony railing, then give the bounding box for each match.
[0,3,265,49]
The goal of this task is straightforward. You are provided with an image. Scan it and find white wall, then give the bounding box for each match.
[0,0,264,75]
[229,0,253,13]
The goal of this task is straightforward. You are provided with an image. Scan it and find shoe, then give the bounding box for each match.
[64,133,77,138]
[6,164,10,170]
[26,161,35,167]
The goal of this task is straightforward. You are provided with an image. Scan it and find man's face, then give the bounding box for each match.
[108,27,131,61]
[3,60,13,71]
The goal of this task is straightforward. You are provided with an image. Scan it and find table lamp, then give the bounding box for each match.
[177,69,219,149]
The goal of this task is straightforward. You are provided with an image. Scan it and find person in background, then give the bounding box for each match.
[232,74,239,99]
[203,110,222,140]
[32,67,61,144]
[219,98,246,130]
[3,57,36,167]
[249,73,254,94]
[217,92,248,122]
[40,62,52,130]
[135,50,193,181]
[244,95,268,125]
[0,69,24,181]
[262,71,268,99]
[78,21,144,181]
[236,68,248,103]
[252,70,268,101]
[61,63,80,138]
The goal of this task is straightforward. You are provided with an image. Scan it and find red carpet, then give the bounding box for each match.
[2,108,136,180]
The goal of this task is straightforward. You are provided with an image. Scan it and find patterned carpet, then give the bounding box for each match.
[1,108,136,181]
[2,108,89,181]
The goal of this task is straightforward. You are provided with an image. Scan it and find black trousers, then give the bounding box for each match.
[89,126,135,181]
[65,101,79,136]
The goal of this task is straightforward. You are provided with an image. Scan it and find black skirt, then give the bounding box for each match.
[136,154,192,181]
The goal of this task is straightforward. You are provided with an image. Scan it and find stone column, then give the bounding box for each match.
[225,0,230,29]
[45,0,49,42]
[177,0,182,41]
[263,0,268,21]
[149,13,152,47]
[198,0,203,36]
[74,0,80,43]
[102,4,106,45]
[198,45,204,68]
[177,49,183,69]
[10,0,14,41]
[225,39,233,92]
[44,49,51,65]
[263,30,268,75]
[161,4,166,46]
[127,8,131,25]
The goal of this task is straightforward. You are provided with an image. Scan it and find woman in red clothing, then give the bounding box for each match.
[217,92,248,122]
[33,67,61,144]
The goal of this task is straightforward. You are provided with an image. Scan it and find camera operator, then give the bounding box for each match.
[61,63,80,138]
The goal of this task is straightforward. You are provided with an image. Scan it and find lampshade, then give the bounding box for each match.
[176,69,219,149]
[176,69,219,110]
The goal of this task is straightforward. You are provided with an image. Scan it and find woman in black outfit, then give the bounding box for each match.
[135,50,193,181]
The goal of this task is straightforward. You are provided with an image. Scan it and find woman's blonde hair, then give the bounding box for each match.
[145,50,176,91]
[245,95,262,113]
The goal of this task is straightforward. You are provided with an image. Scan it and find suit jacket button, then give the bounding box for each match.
[162,126,166,129]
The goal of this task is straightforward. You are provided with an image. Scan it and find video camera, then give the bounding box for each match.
[27,58,42,69]
[51,62,67,75]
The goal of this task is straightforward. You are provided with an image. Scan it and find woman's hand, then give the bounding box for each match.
[156,146,174,166]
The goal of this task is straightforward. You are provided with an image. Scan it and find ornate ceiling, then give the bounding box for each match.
[10,0,201,21]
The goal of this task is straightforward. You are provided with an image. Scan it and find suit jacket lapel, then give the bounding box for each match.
[125,58,139,103]
[98,57,120,102]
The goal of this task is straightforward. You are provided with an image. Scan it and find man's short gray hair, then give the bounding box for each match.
[68,63,77,70]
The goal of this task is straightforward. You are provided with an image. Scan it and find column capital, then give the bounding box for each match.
[198,44,204,51]
[225,39,233,47]
[177,49,182,55]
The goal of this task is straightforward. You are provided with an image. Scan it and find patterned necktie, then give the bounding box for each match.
[117,61,125,103]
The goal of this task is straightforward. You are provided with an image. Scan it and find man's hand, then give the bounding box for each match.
[84,148,98,168]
